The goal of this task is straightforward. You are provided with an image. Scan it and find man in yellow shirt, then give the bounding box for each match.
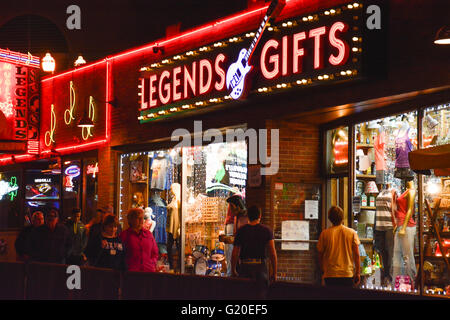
[317,206,361,287]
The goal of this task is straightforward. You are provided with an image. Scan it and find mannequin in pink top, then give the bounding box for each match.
[392,180,417,288]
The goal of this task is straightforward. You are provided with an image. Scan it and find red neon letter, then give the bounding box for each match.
[140,78,147,110]
[282,36,288,76]
[149,74,158,107]
[173,66,182,101]
[329,21,350,66]
[293,32,306,74]
[309,26,326,69]
[199,59,212,95]
[214,54,226,91]
[159,70,171,105]
[184,62,197,98]
[260,39,280,80]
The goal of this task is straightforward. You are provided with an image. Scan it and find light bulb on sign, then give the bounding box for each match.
[42,53,55,72]
[74,55,86,67]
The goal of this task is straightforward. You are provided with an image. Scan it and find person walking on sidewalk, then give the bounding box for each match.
[66,208,88,265]
[15,211,44,261]
[120,208,159,272]
[317,206,361,287]
[91,214,126,270]
[29,209,72,264]
[231,205,277,298]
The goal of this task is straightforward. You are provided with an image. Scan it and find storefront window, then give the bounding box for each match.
[421,103,450,296]
[119,148,182,272]
[0,171,21,229]
[325,127,349,175]
[353,111,419,294]
[84,158,99,223]
[118,140,247,275]
[25,168,61,222]
[183,141,247,276]
[62,160,82,222]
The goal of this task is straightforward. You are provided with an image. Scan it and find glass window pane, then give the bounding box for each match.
[421,102,450,296]
[422,103,450,148]
[0,171,21,229]
[353,111,419,294]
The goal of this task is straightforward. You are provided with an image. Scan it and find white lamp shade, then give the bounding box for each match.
[365,181,379,194]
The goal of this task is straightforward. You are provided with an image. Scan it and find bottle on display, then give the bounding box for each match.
[369,195,375,207]
[361,193,368,207]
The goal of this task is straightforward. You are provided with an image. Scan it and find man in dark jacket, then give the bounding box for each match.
[15,211,44,261]
[65,208,88,265]
[29,209,72,264]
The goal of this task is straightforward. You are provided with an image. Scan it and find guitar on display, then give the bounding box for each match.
[226,0,286,100]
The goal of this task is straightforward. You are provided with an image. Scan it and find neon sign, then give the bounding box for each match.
[64,165,80,192]
[0,176,19,201]
[64,81,76,125]
[87,162,99,178]
[138,3,362,122]
[65,165,81,178]
[82,96,95,140]
[44,104,56,146]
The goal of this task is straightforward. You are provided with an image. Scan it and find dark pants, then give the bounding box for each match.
[167,233,180,271]
[238,262,269,299]
[374,229,394,282]
[324,277,354,287]
[67,255,85,266]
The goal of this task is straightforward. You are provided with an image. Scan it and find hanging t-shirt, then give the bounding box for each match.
[151,157,169,190]
[395,128,413,168]
[374,130,386,171]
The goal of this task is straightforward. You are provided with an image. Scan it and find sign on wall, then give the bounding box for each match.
[0,49,40,153]
[138,2,365,122]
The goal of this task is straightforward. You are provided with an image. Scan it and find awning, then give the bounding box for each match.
[409,144,450,176]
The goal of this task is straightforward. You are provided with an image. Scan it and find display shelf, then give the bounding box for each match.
[131,181,147,184]
[424,255,450,260]
[424,231,450,237]
[356,143,374,149]
[356,174,377,179]
[360,206,377,210]
[360,238,373,243]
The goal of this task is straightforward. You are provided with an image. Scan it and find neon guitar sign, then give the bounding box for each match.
[226,0,286,100]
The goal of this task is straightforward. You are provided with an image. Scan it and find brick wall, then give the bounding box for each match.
[263,119,322,284]
[97,145,117,213]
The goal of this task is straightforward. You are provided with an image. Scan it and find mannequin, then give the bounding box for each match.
[166,183,181,270]
[143,207,156,233]
[392,180,417,289]
[374,182,395,285]
[394,120,414,180]
[149,189,168,255]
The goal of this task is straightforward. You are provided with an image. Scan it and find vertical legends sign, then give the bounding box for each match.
[14,65,28,140]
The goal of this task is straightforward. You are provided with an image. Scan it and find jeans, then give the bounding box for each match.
[374,229,394,282]
[224,223,234,277]
[392,226,416,287]
[239,262,269,299]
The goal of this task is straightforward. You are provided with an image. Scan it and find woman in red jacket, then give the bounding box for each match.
[120,208,159,272]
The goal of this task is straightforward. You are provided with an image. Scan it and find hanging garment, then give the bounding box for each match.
[395,128,413,168]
